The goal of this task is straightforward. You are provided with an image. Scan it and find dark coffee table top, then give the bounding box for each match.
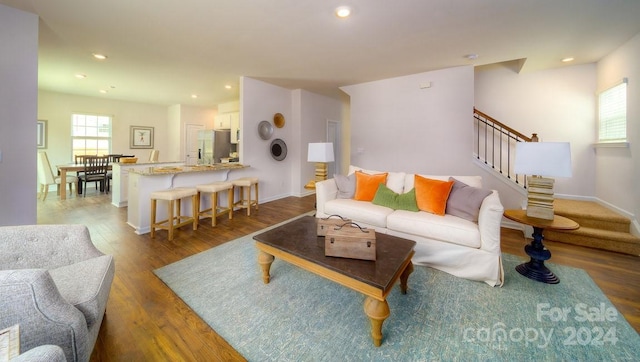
[253,216,416,292]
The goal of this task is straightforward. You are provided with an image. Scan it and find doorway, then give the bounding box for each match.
[327,120,341,176]
[185,124,204,165]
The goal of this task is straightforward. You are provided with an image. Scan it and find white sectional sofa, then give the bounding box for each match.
[315,166,504,286]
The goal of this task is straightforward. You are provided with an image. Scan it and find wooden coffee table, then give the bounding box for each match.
[253,216,416,347]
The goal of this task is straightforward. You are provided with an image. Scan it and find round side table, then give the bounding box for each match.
[503,209,579,284]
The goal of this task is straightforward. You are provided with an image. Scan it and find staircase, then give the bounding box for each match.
[543,199,640,256]
[473,108,640,256]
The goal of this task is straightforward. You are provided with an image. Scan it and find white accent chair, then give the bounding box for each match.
[149,149,159,162]
[37,151,78,201]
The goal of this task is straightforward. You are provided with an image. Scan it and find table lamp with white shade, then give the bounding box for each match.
[305,142,334,189]
[514,142,572,220]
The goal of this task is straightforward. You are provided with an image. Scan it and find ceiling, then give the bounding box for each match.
[2,0,640,108]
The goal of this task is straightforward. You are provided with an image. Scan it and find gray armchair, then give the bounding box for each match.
[0,225,114,362]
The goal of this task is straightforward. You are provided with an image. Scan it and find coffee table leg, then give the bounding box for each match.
[258,251,274,284]
[364,297,390,347]
[400,261,414,294]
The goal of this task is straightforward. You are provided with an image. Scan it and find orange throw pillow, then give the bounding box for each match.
[414,175,454,215]
[354,171,388,201]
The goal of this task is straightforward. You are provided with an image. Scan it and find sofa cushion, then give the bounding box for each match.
[387,210,481,248]
[354,171,388,201]
[446,178,493,222]
[48,255,114,331]
[324,199,393,228]
[334,173,356,199]
[404,174,483,191]
[348,165,405,193]
[372,184,419,211]
[414,175,454,215]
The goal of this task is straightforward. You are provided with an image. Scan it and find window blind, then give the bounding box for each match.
[71,113,112,156]
[598,80,627,142]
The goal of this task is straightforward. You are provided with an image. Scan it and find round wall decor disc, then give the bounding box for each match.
[274,113,285,128]
[258,120,273,140]
[270,138,287,161]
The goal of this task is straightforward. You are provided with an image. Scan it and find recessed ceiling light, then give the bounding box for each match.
[225,85,232,90]
[335,6,351,18]
[99,89,108,94]
[191,94,198,99]
[562,57,574,62]
[465,54,479,60]
[92,53,108,60]
[75,74,87,79]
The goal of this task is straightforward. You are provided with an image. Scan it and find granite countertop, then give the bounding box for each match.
[118,160,184,166]
[128,163,247,176]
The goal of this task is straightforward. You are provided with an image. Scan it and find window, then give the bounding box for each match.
[598,79,627,143]
[71,114,111,157]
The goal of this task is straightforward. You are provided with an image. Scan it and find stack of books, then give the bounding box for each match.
[315,162,328,182]
[526,176,555,220]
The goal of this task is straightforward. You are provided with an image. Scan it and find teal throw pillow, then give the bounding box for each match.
[372,184,419,211]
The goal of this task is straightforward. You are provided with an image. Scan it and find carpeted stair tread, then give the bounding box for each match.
[547,199,639,255]
[554,199,630,229]
[546,226,640,256]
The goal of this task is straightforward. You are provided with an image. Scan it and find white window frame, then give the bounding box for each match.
[597,78,628,147]
[71,113,112,157]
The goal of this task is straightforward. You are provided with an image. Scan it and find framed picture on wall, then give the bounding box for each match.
[37,120,47,149]
[130,126,154,149]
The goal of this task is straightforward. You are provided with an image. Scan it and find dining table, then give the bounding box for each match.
[56,163,112,200]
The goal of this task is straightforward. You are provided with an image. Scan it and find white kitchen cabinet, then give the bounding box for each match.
[230,112,240,144]
[214,113,231,129]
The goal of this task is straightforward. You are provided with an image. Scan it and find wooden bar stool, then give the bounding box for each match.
[150,187,198,241]
[232,177,259,216]
[196,181,234,226]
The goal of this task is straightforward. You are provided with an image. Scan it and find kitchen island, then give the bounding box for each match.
[127,163,247,235]
[111,161,184,207]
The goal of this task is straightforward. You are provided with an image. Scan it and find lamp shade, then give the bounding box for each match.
[307,143,334,163]
[514,142,572,178]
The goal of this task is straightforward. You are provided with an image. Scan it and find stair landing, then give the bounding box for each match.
[545,199,640,256]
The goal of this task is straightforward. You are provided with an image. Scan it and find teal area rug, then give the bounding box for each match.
[155,216,640,361]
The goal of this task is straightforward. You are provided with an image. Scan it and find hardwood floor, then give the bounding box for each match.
[36,192,639,361]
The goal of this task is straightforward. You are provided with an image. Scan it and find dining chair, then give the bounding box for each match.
[37,151,78,201]
[78,156,109,196]
[74,154,90,188]
[105,154,123,192]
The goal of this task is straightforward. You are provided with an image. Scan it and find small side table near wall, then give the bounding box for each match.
[503,209,579,284]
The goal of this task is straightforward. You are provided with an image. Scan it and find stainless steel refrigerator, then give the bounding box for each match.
[198,129,231,164]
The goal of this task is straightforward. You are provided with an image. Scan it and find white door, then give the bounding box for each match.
[327,120,341,176]
[185,124,204,165]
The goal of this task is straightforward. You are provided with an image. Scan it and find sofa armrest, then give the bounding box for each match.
[315,178,338,217]
[0,269,88,362]
[0,225,103,270]
[11,345,67,362]
[477,190,504,254]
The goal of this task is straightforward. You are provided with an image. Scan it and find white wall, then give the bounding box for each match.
[236,77,344,202]
[38,91,172,166]
[296,89,343,195]
[474,63,597,209]
[597,32,640,221]
[341,66,476,175]
[0,5,38,226]
[238,77,295,202]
